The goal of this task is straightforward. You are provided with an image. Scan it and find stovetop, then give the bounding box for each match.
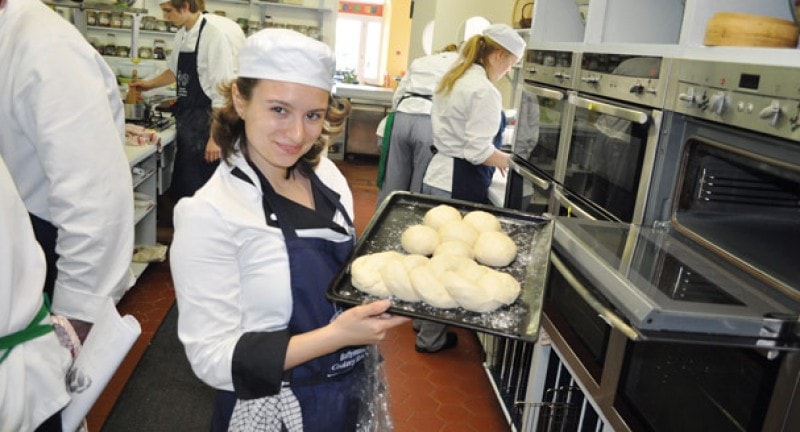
[130,114,175,132]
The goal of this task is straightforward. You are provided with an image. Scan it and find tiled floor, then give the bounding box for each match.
[87,155,510,432]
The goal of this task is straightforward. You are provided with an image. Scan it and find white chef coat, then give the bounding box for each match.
[202,13,245,73]
[0,155,73,431]
[167,15,239,108]
[170,150,354,391]
[423,64,502,192]
[393,51,458,115]
[0,0,135,322]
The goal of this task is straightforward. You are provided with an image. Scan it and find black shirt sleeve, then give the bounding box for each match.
[231,329,290,399]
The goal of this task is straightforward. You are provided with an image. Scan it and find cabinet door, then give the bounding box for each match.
[345,103,386,156]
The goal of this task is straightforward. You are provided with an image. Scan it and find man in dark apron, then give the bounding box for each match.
[171,17,218,202]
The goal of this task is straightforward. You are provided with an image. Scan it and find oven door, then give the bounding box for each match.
[560,93,661,224]
[506,82,572,214]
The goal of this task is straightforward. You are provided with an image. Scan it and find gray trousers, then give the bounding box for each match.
[376,112,435,207]
[414,183,452,350]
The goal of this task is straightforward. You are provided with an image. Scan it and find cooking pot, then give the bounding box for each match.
[124,102,149,121]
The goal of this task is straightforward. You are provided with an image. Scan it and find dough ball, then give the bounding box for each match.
[380,256,421,302]
[401,254,429,271]
[423,204,462,230]
[401,224,440,256]
[440,270,503,313]
[463,210,502,233]
[473,231,517,267]
[350,251,402,297]
[478,269,521,305]
[438,221,479,246]
[433,240,474,259]
[428,254,477,278]
[409,265,459,309]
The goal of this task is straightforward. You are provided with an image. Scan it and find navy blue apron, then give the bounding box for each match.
[171,17,217,201]
[266,171,365,431]
[450,111,506,204]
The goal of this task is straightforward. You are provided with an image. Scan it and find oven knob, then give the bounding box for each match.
[629,83,645,94]
[581,75,600,84]
[709,92,728,115]
[678,87,696,106]
[759,100,783,127]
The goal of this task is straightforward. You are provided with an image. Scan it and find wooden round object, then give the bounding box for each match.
[704,12,800,48]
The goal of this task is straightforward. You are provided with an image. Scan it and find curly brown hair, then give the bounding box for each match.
[211,78,351,178]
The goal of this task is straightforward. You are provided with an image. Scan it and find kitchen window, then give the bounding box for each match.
[335,1,385,85]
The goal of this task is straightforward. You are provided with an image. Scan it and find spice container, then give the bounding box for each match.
[86,10,97,26]
[103,33,117,56]
[156,20,168,32]
[138,46,154,59]
[142,16,157,31]
[110,12,123,28]
[98,11,111,27]
[122,13,133,29]
[116,45,130,58]
[153,39,166,60]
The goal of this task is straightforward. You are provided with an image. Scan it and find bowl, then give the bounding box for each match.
[704,12,800,48]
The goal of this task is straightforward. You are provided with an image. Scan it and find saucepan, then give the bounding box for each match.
[124,102,150,121]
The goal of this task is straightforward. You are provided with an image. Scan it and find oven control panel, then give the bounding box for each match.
[576,53,672,109]
[667,59,800,143]
[523,49,580,89]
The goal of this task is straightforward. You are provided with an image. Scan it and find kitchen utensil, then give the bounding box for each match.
[124,102,148,121]
[704,12,800,47]
[326,192,553,342]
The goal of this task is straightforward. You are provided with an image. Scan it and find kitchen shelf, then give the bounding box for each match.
[89,25,176,37]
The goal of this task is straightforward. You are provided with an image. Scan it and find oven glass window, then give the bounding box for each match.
[619,342,780,432]
[513,89,565,179]
[563,105,649,223]
[674,138,800,297]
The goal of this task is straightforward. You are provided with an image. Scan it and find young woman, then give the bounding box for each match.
[416,24,525,353]
[169,29,408,431]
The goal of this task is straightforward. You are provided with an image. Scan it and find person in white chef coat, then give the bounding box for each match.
[417,24,525,353]
[0,0,134,348]
[375,43,459,206]
[169,29,409,432]
[0,153,73,431]
[130,0,240,202]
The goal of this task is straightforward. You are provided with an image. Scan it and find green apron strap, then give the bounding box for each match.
[376,111,396,189]
[0,295,54,365]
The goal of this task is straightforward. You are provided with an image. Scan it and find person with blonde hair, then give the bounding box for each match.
[169,29,409,431]
[416,23,525,353]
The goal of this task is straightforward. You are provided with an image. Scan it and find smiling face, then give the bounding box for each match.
[233,80,329,179]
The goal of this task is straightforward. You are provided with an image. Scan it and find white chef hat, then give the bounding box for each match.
[238,29,335,92]
[482,23,526,59]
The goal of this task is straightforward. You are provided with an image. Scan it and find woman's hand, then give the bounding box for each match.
[329,300,410,347]
[205,137,221,162]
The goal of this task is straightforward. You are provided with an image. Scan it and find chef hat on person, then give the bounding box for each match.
[482,23,526,59]
[238,29,335,92]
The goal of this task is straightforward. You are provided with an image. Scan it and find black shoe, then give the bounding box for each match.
[415,332,458,354]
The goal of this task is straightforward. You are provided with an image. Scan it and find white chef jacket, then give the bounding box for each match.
[393,51,458,115]
[170,150,354,391]
[167,15,239,108]
[0,155,73,431]
[202,13,245,73]
[423,64,502,192]
[0,0,135,322]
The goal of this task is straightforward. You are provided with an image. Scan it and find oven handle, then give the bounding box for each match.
[568,93,649,124]
[552,187,595,220]
[550,253,641,341]
[509,158,551,191]
[522,82,565,101]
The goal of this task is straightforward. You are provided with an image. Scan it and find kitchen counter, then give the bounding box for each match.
[333,83,394,105]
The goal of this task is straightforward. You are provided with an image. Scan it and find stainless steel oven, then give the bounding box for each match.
[539,59,800,432]
[552,53,672,224]
[506,49,579,215]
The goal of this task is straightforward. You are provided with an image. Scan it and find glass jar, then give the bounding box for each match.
[142,16,157,31]
[116,45,130,58]
[153,39,166,60]
[122,13,133,29]
[110,12,123,29]
[138,46,153,59]
[155,20,168,32]
[97,11,111,27]
[86,10,97,26]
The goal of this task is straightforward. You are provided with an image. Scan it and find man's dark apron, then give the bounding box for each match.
[450,110,506,204]
[214,170,365,431]
[171,17,217,201]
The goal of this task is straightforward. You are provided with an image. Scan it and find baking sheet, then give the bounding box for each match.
[327,191,553,342]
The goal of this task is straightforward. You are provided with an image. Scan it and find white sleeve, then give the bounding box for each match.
[170,197,243,390]
[462,84,502,165]
[199,27,237,108]
[19,37,134,322]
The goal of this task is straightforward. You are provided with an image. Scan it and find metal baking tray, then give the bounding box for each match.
[327,191,553,342]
